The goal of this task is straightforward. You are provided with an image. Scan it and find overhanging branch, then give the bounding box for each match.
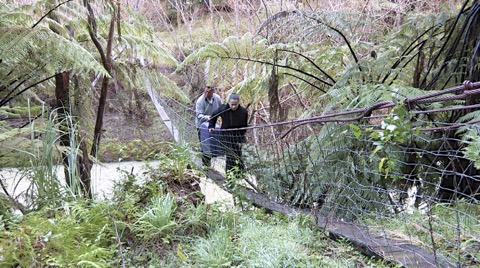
[32,0,73,29]
[217,55,333,87]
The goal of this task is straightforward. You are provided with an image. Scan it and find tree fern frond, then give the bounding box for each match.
[179,33,274,90]
[143,67,188,104]
[0,26,108,77]
[0,12,35,27]
[45,17,68,36]
[456,109,480,135]
[119,35,178,67]
[230,74,269,105]
[256,10,301,36]
[0,2,39,27]
[0,26,107,107]
[458,110,480,123]
[114,61,135,90]
[316,83,432,115]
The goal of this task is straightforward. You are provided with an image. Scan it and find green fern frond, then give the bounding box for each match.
[45,17,69,36]
[316,83,432,115]
[0,26,108,85]
[119,35,178,67]
[179,33,276,92]
[0,125,31,142]
[0,12,35,27]
[142,67,188,104]
[456,111,480,135]
[230,74,270,105]
[458,110,480,123]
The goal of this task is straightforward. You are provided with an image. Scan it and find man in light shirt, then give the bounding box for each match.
[195,85,222,167]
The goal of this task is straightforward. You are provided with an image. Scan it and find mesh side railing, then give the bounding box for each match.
[154,83,480,267]
[159,97,198,143]
[238,120,478,266]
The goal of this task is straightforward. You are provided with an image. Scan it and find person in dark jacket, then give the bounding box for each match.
[208,93,248,177]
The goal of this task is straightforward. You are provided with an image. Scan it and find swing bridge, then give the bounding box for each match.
[146,79,480,268]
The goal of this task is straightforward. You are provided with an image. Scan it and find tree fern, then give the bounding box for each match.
[0,2,36,27]
[0,26,108,107]
[179,33,275,101]
[456,110,480,135]
[0,0,184,187]
[179,33,339,118]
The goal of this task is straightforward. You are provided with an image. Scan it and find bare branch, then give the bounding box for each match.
[32,0,73,29]
[216,55,333,87]
[277,48,336,84]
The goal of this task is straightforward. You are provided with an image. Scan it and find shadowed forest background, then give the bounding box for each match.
[1,0,479,267]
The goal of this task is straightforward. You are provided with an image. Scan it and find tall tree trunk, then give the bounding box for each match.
[83,0,118,198]
[268,66,281,122]
[91,77,110,157]
[71,74,93,199]
[50,12,80,193]
[79,138,93,199]
[55,72,72,186]
[268,65,286,134]
[55,72,93,198]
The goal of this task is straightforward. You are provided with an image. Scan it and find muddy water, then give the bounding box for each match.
[0,160,233,206]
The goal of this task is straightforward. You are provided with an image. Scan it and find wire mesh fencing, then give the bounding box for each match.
[245,120,478,264]
[155,82,480,267]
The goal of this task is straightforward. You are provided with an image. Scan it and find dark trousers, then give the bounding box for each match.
[225,142,244,177]
[197,128,211,167]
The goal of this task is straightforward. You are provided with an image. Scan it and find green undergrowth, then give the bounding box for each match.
[0,105,43,119]
[0,135,35,167]
[99,138,167,162]
[0,132,166,168]
[0,164,394,268]
[0,114,393,266]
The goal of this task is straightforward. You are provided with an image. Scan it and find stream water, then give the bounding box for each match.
[0,160,233,207]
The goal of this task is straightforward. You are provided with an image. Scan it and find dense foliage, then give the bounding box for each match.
[0,154,392,267]
[1,0,479,266]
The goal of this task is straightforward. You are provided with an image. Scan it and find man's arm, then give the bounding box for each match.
[208,106,222,130]
[239,109,248,143]
[195,98,209,121]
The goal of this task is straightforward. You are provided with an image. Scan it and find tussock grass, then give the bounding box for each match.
[133,193,177,241]
[185,211,391,267]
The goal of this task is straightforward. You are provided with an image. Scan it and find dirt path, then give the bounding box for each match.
[0,160,233,206]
